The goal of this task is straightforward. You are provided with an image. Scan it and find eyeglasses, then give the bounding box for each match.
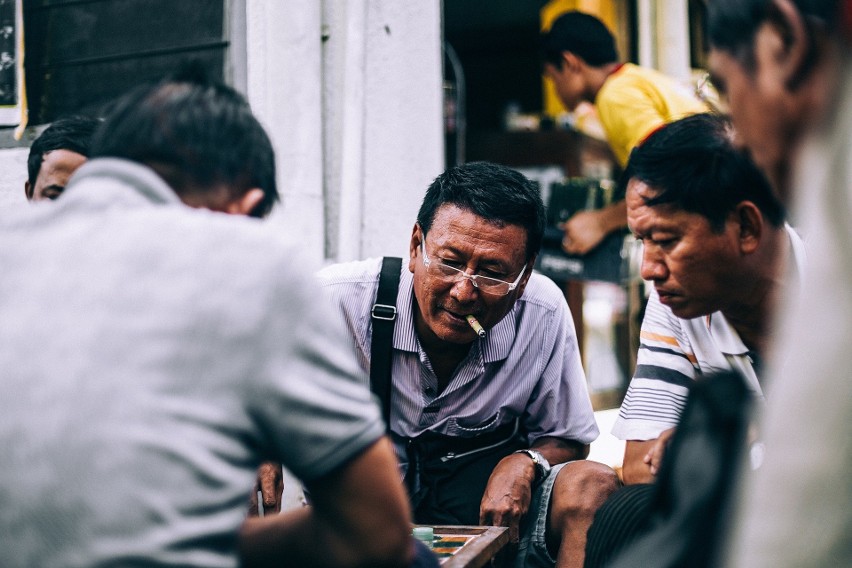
[420,237,527,296]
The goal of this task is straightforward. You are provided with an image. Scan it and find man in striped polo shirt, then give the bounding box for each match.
[610,113,804,485]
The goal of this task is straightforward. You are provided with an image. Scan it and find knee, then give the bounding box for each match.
[550,461,621,525]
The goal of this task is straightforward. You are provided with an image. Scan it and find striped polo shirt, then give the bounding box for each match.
[317,258,599,471]
[612,225,806,441]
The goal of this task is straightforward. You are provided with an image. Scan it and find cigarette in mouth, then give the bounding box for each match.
[466,315,486,338]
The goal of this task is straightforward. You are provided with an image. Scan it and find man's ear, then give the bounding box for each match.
[225,188,265,217]
[515,254,537,300]
[24,180,32,200]
[763,0,812,90]
[408,223,422,274]
[734,202,764,255]
[562,51,582,73]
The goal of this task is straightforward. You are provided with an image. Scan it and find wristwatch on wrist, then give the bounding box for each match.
[514,449,551,483]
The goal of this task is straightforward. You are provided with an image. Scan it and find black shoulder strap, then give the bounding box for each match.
[371,257,402,429]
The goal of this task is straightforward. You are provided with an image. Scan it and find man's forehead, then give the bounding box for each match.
[428,204,528,260]
[39,149,87,172]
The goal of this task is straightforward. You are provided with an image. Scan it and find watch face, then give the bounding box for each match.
[520,449,550,478]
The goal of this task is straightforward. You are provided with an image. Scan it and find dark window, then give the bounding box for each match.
[23,0,229,124]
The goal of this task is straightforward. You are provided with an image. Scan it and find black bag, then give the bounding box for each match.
[403,419,526,525]
[604,370,754,568]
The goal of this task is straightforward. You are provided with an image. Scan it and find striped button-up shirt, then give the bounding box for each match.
[317,258,599,469]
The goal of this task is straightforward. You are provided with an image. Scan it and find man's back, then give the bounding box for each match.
[595,63,708,167]
[0,159,385,567]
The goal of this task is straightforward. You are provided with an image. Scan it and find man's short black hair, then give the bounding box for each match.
[27,116,100,189]
[541,11,618,68]
[416,161,545,261]
[624,113,785,230]
[90,65,278,218]
[707,0,840,69]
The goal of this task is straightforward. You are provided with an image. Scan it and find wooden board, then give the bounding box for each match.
[418,525,510,568]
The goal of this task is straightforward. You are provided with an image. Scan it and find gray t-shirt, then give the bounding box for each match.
[0,159,384,567]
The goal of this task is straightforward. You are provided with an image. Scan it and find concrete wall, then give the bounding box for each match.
[0,0,444,265]
[0,148,28,208]
[236,0,443,263]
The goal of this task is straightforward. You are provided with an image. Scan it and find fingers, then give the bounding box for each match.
[259,462,284,513]
[248,462,284,517]
[481,510,520,543]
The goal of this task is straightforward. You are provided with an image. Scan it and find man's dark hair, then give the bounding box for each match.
[624,113,785,230]
[707,0,839,70]
[540,11,618,68]
[416,161,545,261]
[90,65,278,218]
[27,116,100,189]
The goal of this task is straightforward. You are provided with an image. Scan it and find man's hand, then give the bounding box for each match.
[561,200,627,255]
[479,453,536,543]
[561,210,610,255]
[248,462,284,517]
[643,427,676,476]
[622,428,676,484]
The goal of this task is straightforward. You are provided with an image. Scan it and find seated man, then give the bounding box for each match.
[612,112,803,483]
[318,161,620,568]
[0,71,414,567]
[25,115,99,201]
[582,112,804,567]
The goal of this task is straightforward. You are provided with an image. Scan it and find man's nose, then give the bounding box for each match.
[640,246,668,282]
[449,273,479,303]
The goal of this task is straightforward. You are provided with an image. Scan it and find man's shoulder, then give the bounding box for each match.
[316,257,384,286]
[518,271,569,313]
[600,64,652,92]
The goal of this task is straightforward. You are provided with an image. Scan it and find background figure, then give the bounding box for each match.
[0,70,414,568]
[25,115,100,201]
[706,1,852,566]
[540,11,707,255]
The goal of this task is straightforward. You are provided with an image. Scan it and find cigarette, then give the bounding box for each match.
[257,490,264,518]
[466,315,486,338]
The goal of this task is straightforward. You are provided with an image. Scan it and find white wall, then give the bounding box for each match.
[0,1,445,266]
[246,0,443,263]
[0,148,28,208]
[636,0,692,81]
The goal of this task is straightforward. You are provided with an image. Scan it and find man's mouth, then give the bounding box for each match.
[442,307,475,324]
[655,289,681,306]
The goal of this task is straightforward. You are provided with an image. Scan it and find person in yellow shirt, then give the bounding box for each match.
[541,11,708,255]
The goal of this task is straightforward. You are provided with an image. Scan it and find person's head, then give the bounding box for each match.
[409,162,544,347]
[26,116,100,201]
[706,0,844,198]
[90,66,278,218]
[625,113,786,320]
[540,11,619,110]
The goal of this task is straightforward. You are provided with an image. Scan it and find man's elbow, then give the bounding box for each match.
[343,521,413,568]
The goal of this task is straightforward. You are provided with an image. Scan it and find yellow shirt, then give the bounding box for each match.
[595,63,709,167]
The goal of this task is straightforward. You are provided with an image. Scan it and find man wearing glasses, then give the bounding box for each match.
[319,161,619,568]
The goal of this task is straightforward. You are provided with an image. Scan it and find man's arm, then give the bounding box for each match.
[622,427,676,485]
[239,437,413,568]
[479,437,588,542]
[561,200,627,255]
